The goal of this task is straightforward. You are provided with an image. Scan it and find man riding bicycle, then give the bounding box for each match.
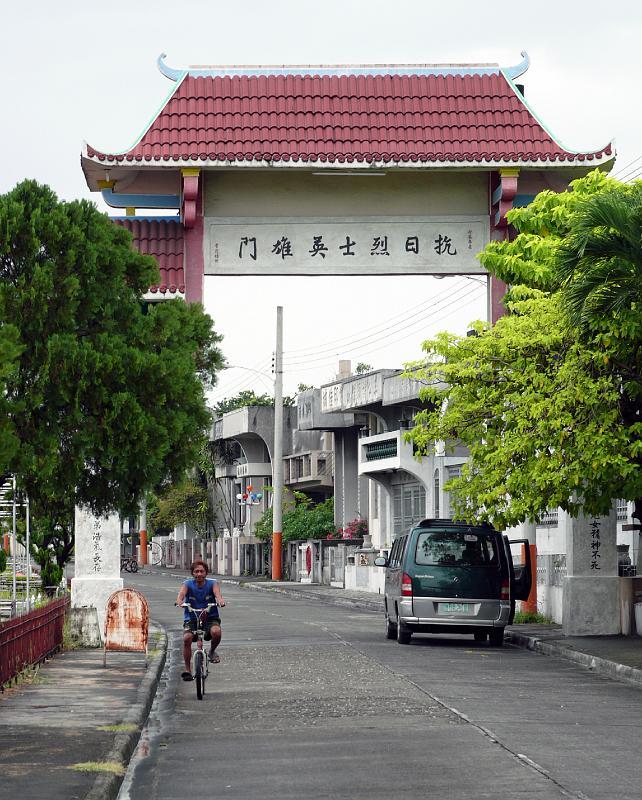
[176,560,226,682]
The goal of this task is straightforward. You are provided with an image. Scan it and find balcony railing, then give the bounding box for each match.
[538,508,559,526]
[284,451,334,483]
[364,439,398,461]
[617,498,629,522]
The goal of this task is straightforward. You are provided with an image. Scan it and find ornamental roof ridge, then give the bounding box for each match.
[157,51,530,81]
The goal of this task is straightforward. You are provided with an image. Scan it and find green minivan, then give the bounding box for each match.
[374,519,532,647]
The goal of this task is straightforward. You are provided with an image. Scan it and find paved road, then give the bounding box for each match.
[120,572,642,800]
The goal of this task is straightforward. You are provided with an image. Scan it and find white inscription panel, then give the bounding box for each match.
[207,216,488,276]
[321,383,343,413]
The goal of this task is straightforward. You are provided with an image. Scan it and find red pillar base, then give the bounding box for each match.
[271,532,282,580]
[139,530,148,566]
[521,543,538,615]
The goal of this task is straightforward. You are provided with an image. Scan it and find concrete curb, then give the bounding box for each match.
[84,622,168,800]
[505,629,642,688]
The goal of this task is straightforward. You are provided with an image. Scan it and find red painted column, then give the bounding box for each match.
[139,529,148,566]
[487,168,519,324]
[489,275,508,324]
[183,215,204,304]
[182,168,204,305]
[522,543,538,615]
[2,533,9,554]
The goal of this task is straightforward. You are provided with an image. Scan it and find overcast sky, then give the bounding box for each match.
[3,1,641,400]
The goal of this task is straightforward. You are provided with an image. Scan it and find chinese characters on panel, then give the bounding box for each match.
[238,232,464,262]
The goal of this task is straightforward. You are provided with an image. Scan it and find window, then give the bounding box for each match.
[414,531,497,567]
[392,482,426,536]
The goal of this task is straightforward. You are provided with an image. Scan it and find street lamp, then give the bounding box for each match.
[236,485,263,533]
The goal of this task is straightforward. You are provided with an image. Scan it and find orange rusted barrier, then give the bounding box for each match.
[103,588,149,667]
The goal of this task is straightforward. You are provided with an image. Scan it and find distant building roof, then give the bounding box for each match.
[83,53,613,171]
[112,217,184,297]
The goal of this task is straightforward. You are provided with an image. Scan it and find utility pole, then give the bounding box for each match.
[272,306,284,580]
[139,496,148,567]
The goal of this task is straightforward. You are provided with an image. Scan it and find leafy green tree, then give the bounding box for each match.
[355,362,373,375]
[554,182,642,335]
[253,490,335,543]
[406,170,642,527]
[0,324,21,471]
[214,389,295,414]
[152,479,211,539]
[0,180,224,584]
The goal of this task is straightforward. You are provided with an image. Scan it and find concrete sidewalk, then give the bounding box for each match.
[4,570,639,800]
[0,623,166,800]
[227,577,642,687]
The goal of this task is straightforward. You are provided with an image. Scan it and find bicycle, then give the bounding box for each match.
[179,601,218,700]
[120,556,138,573]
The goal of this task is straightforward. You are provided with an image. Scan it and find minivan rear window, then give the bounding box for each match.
[414,530,497,567]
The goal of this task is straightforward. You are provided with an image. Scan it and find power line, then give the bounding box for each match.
[621,166,642,184]
[286,283,484,373]
[611,154,642,179]
[282,275,484,356]
[283,281,484,367]
[283,279,481,364]
[210,359,274,402]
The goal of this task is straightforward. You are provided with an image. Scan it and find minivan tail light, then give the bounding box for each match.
[500,579,510,601]
[401,573,413,597]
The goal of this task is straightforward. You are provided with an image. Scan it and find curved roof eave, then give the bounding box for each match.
[157,50,532,80]
[501,68,614,161]
[82,70,187,161]
[81,153,616,171]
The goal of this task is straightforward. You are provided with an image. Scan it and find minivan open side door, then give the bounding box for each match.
[503,537,533,601]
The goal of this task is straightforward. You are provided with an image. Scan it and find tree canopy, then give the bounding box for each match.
[406,170,642,528]
[253,491,335,543]
[214,389,295,415]
[151,478,211,539]
[0,180,225,582]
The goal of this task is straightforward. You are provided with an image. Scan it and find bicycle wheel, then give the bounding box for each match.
[129,560,138,573]
[194,650,205,700]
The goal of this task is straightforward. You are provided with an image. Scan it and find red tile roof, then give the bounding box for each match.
[85,68,612,167]
[113,217,184,296]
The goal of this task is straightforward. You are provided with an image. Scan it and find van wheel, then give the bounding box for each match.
[474,631,487,642]
[397,621,412,645]
[385,614,397,640]
[489,628,505,647]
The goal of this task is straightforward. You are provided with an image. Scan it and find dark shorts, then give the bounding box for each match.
[183,616,221,641]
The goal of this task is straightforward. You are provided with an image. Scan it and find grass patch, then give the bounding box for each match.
[96,723,139,733]
[68,761,125,776]
[7,663,45,688]
[62,618,82,651]
[513,610,555,624]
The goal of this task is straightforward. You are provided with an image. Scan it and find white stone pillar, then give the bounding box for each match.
[562,503,620,635]
[71,506,123,642]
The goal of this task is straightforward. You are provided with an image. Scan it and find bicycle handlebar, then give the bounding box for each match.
[177,602,218,613]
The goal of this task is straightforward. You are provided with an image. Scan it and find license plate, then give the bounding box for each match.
[441,602,470,613]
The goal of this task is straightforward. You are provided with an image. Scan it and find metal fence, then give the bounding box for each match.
[0,595,69,687]
[536,554,567,587]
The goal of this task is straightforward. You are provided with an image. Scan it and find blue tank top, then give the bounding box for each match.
[183,578,218,621]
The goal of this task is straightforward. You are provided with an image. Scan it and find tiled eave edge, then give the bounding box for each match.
[82,152,615,171]
[143,288,185,302]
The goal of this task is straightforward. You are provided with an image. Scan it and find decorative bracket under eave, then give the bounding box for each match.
[491,168,520,228]
[181,168,200,229]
